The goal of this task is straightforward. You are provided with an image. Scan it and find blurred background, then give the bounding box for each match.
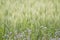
[0,0,60,40]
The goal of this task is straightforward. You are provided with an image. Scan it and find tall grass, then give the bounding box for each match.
[0,0,60,40]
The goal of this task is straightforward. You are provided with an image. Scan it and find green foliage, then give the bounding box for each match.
[0,0,60,40]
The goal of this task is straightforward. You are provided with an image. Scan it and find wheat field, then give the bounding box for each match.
[0,0,60,40]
